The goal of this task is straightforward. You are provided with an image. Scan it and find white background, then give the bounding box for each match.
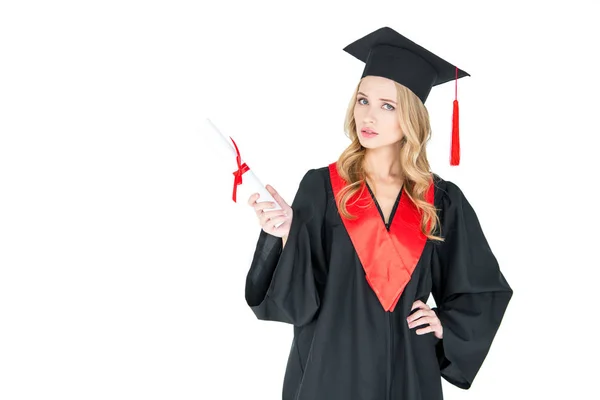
[1,0,599,399]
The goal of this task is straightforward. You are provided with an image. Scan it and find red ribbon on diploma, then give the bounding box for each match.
[230,136,249,203]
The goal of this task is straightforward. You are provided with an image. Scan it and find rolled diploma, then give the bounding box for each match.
[203,118,284,218]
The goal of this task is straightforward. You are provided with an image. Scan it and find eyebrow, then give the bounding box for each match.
[357,91,397,104]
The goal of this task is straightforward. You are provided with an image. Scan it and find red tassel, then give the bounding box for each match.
[450,99,460,165]
[450,66,460,166]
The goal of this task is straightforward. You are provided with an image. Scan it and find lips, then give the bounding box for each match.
[361,127,378,135]
[360,129,378,139]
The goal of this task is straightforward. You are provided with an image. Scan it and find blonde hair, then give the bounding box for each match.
[335,78,444,242]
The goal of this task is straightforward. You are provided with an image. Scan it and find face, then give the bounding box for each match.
[353,75,404,149]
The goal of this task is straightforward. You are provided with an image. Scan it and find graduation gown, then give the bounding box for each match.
[245,164,513,400]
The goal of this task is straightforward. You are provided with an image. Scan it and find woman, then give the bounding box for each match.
[244,27,513,400]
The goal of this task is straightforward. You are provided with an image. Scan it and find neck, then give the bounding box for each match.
[363,144,403,183]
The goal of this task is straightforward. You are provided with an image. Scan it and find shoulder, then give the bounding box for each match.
[310,165,332,177]
[292,166,331,212]
[431,172,469,215]
[299,165,332,187]
[296,165,331,197]
[432,173,486,236]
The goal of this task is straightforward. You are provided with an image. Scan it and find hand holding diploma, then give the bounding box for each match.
[247,185,292,238]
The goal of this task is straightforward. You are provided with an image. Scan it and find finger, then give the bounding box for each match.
[254,201,278,213]
[267,215,288,229]
[407,309,427,323]
[408,316,432,329]
[411,300,426,311]
[262,209,288,219]
[259,210,287,225]
[247,193,260,206]
[266,185,290,208]
[262,217,283,232]
[416,326,435,335]
[428,319,441,329]
[411,313,442,328]
[408,308,437,323]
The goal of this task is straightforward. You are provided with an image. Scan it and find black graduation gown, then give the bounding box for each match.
[245,166,513,400]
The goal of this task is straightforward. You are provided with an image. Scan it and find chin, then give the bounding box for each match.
[358,137,385,149]
[358,136,379,148]
[360,141,378,149]
[360,136,403,150]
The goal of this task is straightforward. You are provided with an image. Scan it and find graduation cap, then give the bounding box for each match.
[343,27,470,166]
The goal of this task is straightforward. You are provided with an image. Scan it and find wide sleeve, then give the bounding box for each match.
[430,181,513,390]
[244,168,327,327]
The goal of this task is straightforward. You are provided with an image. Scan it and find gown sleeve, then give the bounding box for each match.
[430,180,513,390]
[244,168,327,327]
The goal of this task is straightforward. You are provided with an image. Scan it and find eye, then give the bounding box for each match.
[357,97,395,111]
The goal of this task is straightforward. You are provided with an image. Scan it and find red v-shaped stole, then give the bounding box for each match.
[328,162,435,312]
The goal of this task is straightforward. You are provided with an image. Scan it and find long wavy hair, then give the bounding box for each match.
[335,78,444,242]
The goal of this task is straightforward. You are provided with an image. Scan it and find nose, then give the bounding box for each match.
[361,106,374,121]
[363,112,375,126]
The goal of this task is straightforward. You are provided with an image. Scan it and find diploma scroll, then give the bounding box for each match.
[203,118,284,219]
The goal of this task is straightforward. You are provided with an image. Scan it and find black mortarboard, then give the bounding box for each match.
[343,27,470,166]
